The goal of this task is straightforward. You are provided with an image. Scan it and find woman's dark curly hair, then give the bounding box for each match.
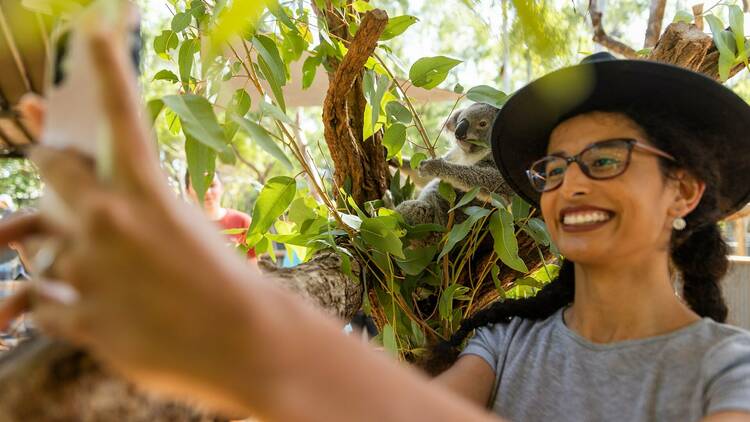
[423,105,730,375]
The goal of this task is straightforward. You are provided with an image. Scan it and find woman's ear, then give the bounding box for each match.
[669,170,706,217]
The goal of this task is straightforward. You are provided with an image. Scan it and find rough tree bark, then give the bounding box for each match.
[644,0,667,48]
[315,5,390,205]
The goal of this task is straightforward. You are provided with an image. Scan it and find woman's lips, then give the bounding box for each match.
[559,206,614,233]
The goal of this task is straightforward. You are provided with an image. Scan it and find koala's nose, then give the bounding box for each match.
[455,119,470,140]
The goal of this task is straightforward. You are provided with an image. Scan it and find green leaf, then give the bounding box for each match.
[382,324,398,357]
[360,215,405,259]
[146,99,164,125]
[351,0,374,12]
[706,15,734,58]
[635,48,652,57]
[396,245,437,276]
[153,69,179,83]
[224,89,252,142]
[718,51,735,82]
[382,123,407,159]
[448,186,480,212]
[409,56,462,89]
[232,115,293,170]
[453,83,464,94]
[438,208,491,259]
[466,85,507,108]
[185,134,216,203]
[253,34,287,87]
[489,209,528,273]
[380,15,418,40]
[385,101,412,124]
[438,181,456,204]
[257,56,287,112]
[302,55,321,90]
[248,176,297,237]
[522,217,551,246]
[410,153,427,169]
[363,70,390,130]
[439,284,470,321]
[178,39,198,86]
[260,101,295,126]
[511,195,531,221]
[673,10,693,24]
[729,5,746,62]
[171,12,192,32]
[162,94,229,154]
[153,30,178,56]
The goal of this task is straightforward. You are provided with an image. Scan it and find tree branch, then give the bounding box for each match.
[320,9,389,205]
[644,0,667,48]
[589,0,638,58]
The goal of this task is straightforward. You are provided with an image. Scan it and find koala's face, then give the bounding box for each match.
[447,103,499,153]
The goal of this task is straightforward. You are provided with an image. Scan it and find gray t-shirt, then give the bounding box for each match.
[461,307,750,421]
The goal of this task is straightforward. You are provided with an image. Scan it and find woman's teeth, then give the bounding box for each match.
[562,211,611,225]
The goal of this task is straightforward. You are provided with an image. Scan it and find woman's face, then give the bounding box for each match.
[540,112,681,265]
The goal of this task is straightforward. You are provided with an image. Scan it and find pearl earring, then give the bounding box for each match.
[672,217,687,230]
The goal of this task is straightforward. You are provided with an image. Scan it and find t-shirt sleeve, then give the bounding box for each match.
[702,333,750,415]
[459,323,509,374]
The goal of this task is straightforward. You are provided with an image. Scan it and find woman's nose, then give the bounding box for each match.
[558,162,591,198]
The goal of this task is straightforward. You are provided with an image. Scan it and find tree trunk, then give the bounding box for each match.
[315,4,390,205]
[0,337,229,421]
[644,0,667,48]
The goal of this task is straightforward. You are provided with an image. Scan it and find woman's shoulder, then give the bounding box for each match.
[698,321,750,415]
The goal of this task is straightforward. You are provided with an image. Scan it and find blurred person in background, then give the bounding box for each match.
[185,171,256,260]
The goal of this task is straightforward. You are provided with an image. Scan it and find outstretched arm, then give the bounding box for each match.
[420,158,511,197]
[0,28,502,422]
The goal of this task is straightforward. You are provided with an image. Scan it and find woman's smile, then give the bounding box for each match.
[559,205,615,232]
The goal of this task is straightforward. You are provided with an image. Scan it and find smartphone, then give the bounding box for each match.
[42,0,141,170]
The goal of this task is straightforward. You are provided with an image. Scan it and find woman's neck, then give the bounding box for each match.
[564,254,700,344]
[206,205,227,221]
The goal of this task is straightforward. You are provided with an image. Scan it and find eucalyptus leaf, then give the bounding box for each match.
[438,181,456,204]
[153,30,178,56]
[410,153,427,169]
[185,134,216,203]
[302,55,321,90]
[672,10,693,24]
[248,176,297,238]
[489,209,528,273]
[382,123,407,159]
[448,186,480,212]
[385,101,412,124]
[396,245,437,276]
[153,69,179,83]
[171,12,192,32]
[178,39,198,86]
[232,115,293,170]
[360,216,405,259]
[163,94,229,154]
[511,195,531,221]
[522,217,551,246]
[438,208,491,259]
[409,56,462,89]
[466,85,508,108]
[146,99,164,125]
[382,324,398,357]
[380,15,418,40]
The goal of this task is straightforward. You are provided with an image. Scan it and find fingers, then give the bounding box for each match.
[89,29,160,187]
[0,287,31,331]
[17,94,46,140]
[29,146,98,211]
[0,212,48,245]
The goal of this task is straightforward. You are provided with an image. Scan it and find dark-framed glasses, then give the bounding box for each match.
[526,138,676,193]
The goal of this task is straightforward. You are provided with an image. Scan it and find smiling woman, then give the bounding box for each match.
[430,53,750,421]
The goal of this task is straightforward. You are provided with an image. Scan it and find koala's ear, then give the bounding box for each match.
[445,109,463,133]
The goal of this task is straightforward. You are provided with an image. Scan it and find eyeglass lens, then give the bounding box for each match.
[528,140,632,192]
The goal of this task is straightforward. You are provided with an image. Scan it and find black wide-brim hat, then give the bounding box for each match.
[491,52,750,218]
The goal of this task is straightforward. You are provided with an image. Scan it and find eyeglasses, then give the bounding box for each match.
[526,138,676,193]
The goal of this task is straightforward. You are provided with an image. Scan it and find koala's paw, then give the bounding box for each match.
[418,158,444,178]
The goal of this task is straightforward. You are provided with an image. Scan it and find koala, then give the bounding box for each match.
[394,103,512,230]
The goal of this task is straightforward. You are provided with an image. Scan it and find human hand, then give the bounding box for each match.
[0,30,262,414]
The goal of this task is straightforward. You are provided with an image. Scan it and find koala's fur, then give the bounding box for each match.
[394,103,513,231]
